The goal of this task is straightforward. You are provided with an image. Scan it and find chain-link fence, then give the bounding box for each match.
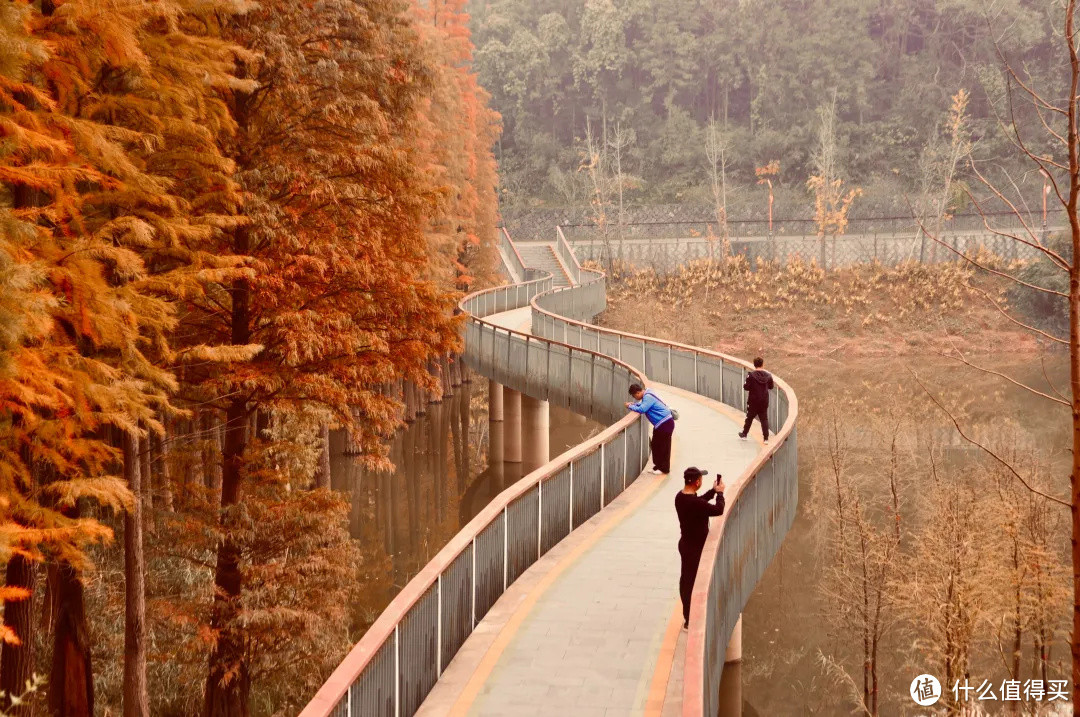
[568,230,1048,272]
[503,204,1066,242]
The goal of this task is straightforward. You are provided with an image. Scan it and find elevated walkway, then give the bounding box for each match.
[419,307,760,715]
[301,230,797,717]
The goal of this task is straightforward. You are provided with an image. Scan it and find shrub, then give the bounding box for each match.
[1008,234,1071,337]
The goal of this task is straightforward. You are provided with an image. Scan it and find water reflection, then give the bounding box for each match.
[332,375,604,634]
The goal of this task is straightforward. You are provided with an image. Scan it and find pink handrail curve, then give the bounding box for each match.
[500,226,530,276]
[529,269,798,715]
[300,267,647,716]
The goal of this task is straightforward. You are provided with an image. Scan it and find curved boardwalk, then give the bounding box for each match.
[300,232,797,717]
[417,308,763,715]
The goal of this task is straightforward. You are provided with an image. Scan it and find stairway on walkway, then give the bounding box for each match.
[516,243,573,286]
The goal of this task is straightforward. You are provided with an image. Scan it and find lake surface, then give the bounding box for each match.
[742,354,1072,715]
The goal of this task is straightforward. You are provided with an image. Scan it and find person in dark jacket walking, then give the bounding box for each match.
[675,466,725,629]
[626,383,675,474]
[739,357,774,444]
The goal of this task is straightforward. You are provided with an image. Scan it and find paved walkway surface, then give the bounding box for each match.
[418,307,762,716]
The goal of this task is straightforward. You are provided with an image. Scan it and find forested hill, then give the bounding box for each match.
[470,0,1060,212]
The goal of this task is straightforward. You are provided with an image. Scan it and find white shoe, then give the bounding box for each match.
[649,468,664,475]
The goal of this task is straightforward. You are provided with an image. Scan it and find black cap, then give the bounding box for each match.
[683,466,709,484]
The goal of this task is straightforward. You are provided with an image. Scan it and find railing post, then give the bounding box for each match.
[635,414,643,470]
[394,624,400,717]
[436,574,443,677]
[668,345,672,384]
[503,506,509,591]
[599,444,605,508]
[471,537,477,629]
[537,479,543,561]
[623,425,628,490]
[569,461,575,529]
[590,353,596,416]
[545,338,551,404]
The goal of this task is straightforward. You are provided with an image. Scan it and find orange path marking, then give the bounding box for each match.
[449,470,671,716]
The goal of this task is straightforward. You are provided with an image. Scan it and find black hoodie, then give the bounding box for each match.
[743,369,774,409]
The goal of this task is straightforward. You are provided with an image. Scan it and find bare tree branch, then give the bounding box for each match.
[965,165,1071,269]
[907,206,1069,297]
[935,329,1071,405]
[1041,355,1071,403]
[991,20,1068,116]
[965,283,1069,345]
[907,367,1070,507]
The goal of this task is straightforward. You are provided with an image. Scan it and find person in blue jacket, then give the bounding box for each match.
[625,382,675,474]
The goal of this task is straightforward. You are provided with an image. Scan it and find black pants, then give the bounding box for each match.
[650,418,675,473]
[742,403,769,440]
[678,536,705,625]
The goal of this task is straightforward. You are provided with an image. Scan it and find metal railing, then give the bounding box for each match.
[555,225,583,285]
[498,227,529,282]
[300,262,649,717]
[529,266,798,717]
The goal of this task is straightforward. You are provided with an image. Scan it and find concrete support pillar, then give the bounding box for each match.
[489,416,504,484]
[503,387,522,463]
[521,395,550,474]
[717,615,742,717]
[489,379,504,422]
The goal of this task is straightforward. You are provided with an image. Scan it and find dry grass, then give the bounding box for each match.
[594,254,1047,359]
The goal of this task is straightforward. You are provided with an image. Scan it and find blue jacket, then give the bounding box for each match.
[628,389,673,427]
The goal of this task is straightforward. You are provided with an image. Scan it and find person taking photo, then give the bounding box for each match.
[675,467,725,629]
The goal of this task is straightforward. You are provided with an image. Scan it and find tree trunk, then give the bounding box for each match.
[40,563,58,637]
[1,556,36,716]
[1067,5,1080,706]
[139,434,153,532]
[204,223,251,715]
[205,412,223,510]
[155,430,173,511]
[123,432,149,717]
[203,399,250,717]
[188,413,203,494]
[49,506,94,717]
[314,424,331,490]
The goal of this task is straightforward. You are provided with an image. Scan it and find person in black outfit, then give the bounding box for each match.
[739,356,774,444]
[675,466,725,629]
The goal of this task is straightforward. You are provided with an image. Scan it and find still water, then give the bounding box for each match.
[742,355,1072,716]
[331,374,604,635]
